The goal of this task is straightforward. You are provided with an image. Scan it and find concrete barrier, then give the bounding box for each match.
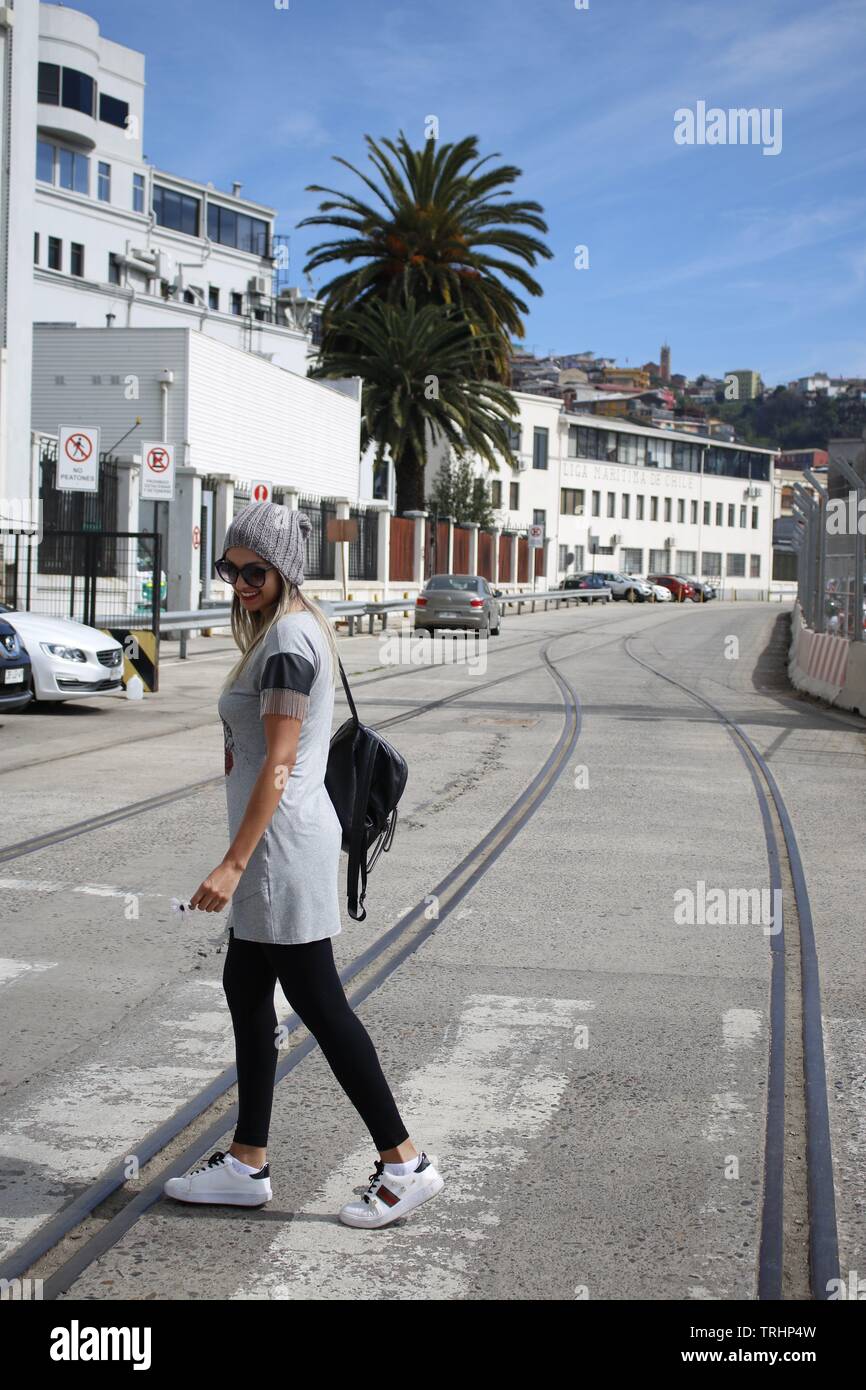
[788,602,865,714]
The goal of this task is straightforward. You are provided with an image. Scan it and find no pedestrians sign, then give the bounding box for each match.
[58,426,100,492]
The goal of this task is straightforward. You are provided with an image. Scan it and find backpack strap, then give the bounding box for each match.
[346,732,377,921]
[338,658,360,728]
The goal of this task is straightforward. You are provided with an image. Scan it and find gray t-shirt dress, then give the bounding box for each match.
[216,610,343,945]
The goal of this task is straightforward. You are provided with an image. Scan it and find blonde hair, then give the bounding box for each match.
[219,574,339,694]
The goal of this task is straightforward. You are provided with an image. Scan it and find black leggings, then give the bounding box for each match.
[222,928,410,1152]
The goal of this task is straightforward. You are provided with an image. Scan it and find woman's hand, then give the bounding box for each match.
[189,859,245,912]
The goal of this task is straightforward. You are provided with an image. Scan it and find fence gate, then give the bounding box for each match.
[7,529,163,693]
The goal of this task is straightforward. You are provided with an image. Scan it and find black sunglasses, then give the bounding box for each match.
[215,557,277,588]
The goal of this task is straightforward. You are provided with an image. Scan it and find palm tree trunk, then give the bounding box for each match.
[395,442,426,515]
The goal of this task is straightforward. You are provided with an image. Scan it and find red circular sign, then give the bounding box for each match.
[147,447,170,473]
[192,525,201,549]
[65,433,93,462]
[253,482,270,501]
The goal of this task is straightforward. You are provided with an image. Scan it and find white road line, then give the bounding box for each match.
[0,877,167,900]
[228,993,592,1301]
[0,958,57,988]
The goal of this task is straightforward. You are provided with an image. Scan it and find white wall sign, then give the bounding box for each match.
[529,524,544,548]
[58,426,100,492]
[140,442,176,501]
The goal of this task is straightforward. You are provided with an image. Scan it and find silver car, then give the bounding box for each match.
[414,574,503,635]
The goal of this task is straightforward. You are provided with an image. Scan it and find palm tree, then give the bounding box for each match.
[309,297,519,514]
[298,132,552,382]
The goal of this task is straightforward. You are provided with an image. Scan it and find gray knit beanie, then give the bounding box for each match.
[222,502,312,586]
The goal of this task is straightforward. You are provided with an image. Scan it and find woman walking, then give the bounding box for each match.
[163,502,443,1228]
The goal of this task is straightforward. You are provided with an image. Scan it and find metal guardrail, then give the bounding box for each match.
[160,587,614,657]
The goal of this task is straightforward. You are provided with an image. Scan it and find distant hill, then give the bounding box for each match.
[708,387,866,450]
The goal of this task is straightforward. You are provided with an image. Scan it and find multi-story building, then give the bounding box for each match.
[33,4,308,372]
[725,369,763,401]
[424,392,777,597]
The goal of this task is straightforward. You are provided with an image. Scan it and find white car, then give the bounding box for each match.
[635,576,672,602]
[0,606,124,703]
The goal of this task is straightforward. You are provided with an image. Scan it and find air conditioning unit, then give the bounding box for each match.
[746,484,760,498]
[665,536,676,546]
[248,275,270,296]
[517,457,529,471]
[610,533,622,545]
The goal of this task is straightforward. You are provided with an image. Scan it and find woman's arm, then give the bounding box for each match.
[189,713,303,912]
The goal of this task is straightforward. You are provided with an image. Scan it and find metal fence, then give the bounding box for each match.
[791,455,865,639]
[7,528,162,629]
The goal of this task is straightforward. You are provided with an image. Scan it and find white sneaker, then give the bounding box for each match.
[339,1151,444,1228]
[162,1149,272,1207]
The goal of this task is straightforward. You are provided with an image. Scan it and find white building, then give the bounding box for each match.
[34,3,309,371]
[0,0,39,536]
[425,392,777,596]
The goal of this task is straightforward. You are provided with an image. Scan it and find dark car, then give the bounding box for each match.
[646,573,697,602]
[0,617,33,712]
[678,575,717,601]
[560,574,611,601]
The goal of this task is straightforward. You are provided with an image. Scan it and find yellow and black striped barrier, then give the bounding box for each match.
[100,628,159,693]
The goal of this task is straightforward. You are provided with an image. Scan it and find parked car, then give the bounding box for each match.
[0,605,124,702]
[634,575,672,602]
[646,574,697,602]
[559,574,611,601]
[678,575,717,601]
[414,574,502,635]
[0,616,33,713]
[593,571,653,603]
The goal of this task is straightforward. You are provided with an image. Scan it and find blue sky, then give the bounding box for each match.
[77,0,866,385]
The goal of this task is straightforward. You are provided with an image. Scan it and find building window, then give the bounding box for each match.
[230,291,243,315]
[751,505,759,528]
[607,492,616,517]
[533,509,546,530]
[61,67,95,117]
[691,499,698,524]
[505,422,521,455]
[703,500,711,525]
[153,184,200,236]
[33,232,39,264]
[649,549,668,571]
[677,550,696,572]
[728,503,735,526]
[58,146,90,194]
[647,437,673,469]
[727,553,746,577]
[208,286,219,310]
[38,62,60,104]
[70,242,84,277]
[206,204,270,257]
[491,480,503,508]
[591,490,600,517]
[99,93,130,128]
[621,547,642,574]
[108,253,122,285]
[509,481,519,509]
[715,502,723,526]
[702,551,722,577]
[183,289,195,304]
[572,544,585,571]
[133,173,145,214]
[636,494,644,520]
[98,161,111,202]
[677,498,685,523]
[532,427,549,470]
[750,554,761,578]
[664,497,672,523]
[36,139,54,182]
[617,433,645,467]
[560,488,584,516]
[650,496,658,521]
[48,236,62,271]
[622,494,630,519]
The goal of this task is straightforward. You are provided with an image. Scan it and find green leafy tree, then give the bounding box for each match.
[299,131,553,383]
[308,297,518,514]
[427,455,495,527]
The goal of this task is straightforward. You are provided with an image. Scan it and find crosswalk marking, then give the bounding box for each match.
[228,993,592,1301]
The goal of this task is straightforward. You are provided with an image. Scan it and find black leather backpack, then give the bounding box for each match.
[325,659,408,921]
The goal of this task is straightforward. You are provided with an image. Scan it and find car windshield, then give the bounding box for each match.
[426,576,481,591]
